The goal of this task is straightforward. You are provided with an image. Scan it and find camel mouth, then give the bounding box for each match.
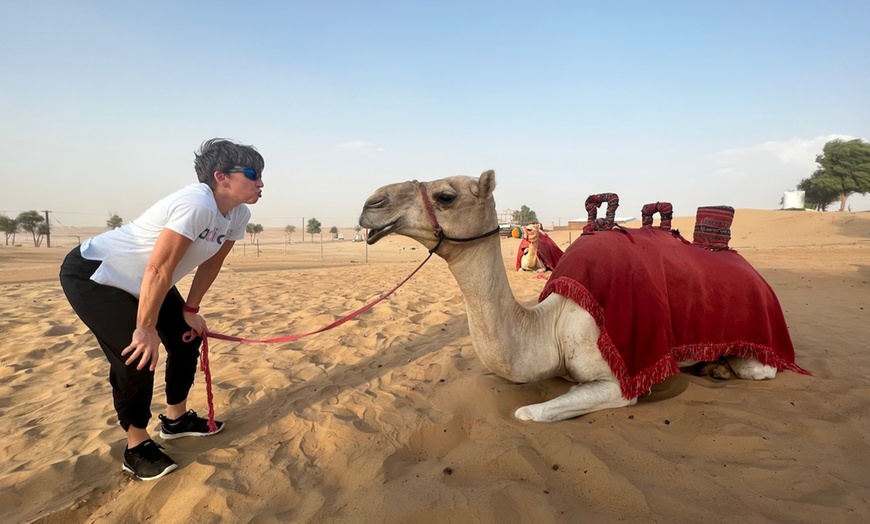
[365,221,398,244]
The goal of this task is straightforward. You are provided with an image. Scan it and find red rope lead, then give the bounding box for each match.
[185,252,435,431]
[199,335,217,433]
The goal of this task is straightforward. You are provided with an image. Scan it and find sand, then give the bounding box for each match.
[1,210,868,523]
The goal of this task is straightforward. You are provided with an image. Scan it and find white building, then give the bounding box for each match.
[782,190,805,210]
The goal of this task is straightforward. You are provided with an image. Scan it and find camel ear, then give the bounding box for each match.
[477,170,496,199]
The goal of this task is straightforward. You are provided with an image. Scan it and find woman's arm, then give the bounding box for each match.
[184,239,236,310]
[178,240,236,338]
[121,228,192,371]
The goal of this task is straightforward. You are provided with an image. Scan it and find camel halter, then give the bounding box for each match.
[418,181,501,254]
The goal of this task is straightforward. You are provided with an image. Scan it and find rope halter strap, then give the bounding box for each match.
[417,181,501,254]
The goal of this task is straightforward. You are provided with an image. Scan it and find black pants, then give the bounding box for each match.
[59,246,202,431]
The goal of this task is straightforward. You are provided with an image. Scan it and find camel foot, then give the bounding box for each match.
[726,356,776,380]
[514,405,542,422]
[699,361,734,380]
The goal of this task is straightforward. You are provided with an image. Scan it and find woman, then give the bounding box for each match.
[60,138,265,480]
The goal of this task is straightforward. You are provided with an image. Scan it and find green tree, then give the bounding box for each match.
[512,205,538,225]
[306,217,322,242]
[0,215,18,246]
[107,212,123,229]
[797,175,839,211]
[284,224,296,243]
[246,223,264,243]
[329,226,339,240]
[811,138,870,211]
[16,210,45,247]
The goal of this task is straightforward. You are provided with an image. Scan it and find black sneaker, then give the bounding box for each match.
[159,409,224,439]
[123,439,177,481]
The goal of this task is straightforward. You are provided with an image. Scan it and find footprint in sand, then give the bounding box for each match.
[45,325,76,337]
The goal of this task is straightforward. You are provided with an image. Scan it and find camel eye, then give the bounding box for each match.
[436,193,457,205]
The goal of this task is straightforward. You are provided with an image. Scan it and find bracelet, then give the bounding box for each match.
[182,304,200,313]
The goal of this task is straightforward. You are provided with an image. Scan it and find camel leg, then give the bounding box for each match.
[725,356,776,380]
[520,251,539,271]
[514,380,635,422]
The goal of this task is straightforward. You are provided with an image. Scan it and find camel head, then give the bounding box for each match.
[524,222,542,243]
[359,170,499,257]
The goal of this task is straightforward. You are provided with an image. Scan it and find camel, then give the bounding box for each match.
[518,224,542,271]
[515,221,563,273]
[359,170,805,422]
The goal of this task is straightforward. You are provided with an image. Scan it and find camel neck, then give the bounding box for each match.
[446,235,518,312]
[443,235,559,382]
[527,238,538,259]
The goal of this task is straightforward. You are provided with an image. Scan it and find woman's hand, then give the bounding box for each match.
[122,327,162,371]
[183,310,208,337]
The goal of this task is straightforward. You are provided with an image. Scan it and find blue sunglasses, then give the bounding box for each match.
[227,167,260,181]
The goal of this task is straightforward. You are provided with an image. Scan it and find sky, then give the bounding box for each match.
[2,1,869,231]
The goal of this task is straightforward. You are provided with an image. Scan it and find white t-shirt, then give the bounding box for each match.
[81,183,250,297]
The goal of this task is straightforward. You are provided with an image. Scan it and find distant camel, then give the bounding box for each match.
[359,171,809,422]
[515,222,562,273]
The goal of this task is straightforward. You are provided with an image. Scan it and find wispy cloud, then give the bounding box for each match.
[336,140,385,153]
[669,134,868,211]
[711,134,856,181]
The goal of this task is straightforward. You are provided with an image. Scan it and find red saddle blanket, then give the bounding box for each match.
[540,227,810,399]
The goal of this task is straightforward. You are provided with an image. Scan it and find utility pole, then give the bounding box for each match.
[43,210,51,247]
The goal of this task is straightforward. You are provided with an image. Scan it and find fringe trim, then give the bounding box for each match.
[540,277,811,401]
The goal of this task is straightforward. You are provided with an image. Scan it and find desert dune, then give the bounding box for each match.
[1,209,868,523]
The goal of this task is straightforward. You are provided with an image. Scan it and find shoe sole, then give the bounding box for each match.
[159,423,224,440]
[122,462,178,481]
